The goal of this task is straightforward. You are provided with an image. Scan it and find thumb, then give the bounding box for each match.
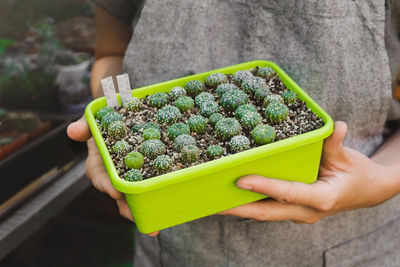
[323,121,347,156]
[67,115,92,142]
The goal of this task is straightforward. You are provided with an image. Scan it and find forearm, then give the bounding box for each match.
[90,56,124,98]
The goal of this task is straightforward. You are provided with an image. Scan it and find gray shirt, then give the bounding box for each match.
[93,0,400,266]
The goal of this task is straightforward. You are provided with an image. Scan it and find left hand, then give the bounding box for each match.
[219,121,398,224]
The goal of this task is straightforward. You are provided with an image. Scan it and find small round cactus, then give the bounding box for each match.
[95,106,114,120]
[239,111,262,130]
[167,122,190,140]
[199,101,219,117]
[208,113,224,127]
[156,105,181,125]
[125,151,144,169]
[154,155,172,173]
[174,134,196,152]
[251,124,276,145]
[107,120,126,139]
[229,135,250,153]
[181,145,200,163]
[174,96,194,112]
[215,118,242,141]
[112,140,132,155]
[265,102,289,124]
[148,92,169,108]
[263,94,284,107]
[187,115,207,134]
[195,92,215,106]
[241,76,267,94]
[206,145,224,159]
[143,122,161,131]
[169,86,186,101]
[143,128,161,141]
[256,67,275,79]
[254,87,272,102]
[282,90,297,104]
[220,89,249,112]
[205,73,228,87]
[124,169,143,182]
[123,97,141,112]
[140,139,166,159]
[233,70,253,85]
[101,112,123,129]
[131,123,144,133]
[216,83,239,97]
[185,80,205,96]
[235,104,258,120]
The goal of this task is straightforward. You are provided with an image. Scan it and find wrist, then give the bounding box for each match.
[373,162,400,198]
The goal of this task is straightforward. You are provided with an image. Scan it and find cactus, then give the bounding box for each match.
[256,67,275,79]
[125,151,144,169]
[154,155,173,172]
[181,145,200,163]
[239,111,262,130]
[233,70,253,85]
[185,80,205,96]
[254,87,272,102]
[235,104,258,120]
[215,83,238,97]
[229,135,250,153]
[174,134,196,152]
[251,124,276,145]
[148,92,169,108]
[282,90,297,104]
[199,101,219,117]
[143,128,161,141]
[124,169,143,182]
[167,122,190,140]
[123,97,141,112]
[263,94,284,107]
[215,118,242,141]
[169,86,186,101]
[174,96,194,112]
[241,76,267,94]
[143,122,161,131]
[95,106,114,120]
[140,139,166,159]
[156,105,181,125]
[187,115,207,134]
[205,73,228,87]
[101,112,123,129]
[195,92,215,106]
[206,145,224,159]
[112,140,132,155]
[265,102,289,124]
[220,89,248,112]
[131,123,144,133]
[107,120,126,139]
[208,113,224,127]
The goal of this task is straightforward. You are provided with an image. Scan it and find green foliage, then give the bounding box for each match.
[181,145,200,163]
[195,92,215,106]
[241,76,267,94]
[125,151,144,169]
[205,73,228,87]
[140,139,166,159]
[107,120,126,140]
[174,96,194,112]
[233,70,253,85]
[199,101,219,117]
[174,134,196,152]
[239,111,262,130]
[169,86,186,101]
[101,112,123,130]
[263,94,284,107]
[215,118,242,141]
[167,122,190,140]
[251,124,276,145]
[185,80,205,96]
[215,83,239,97]
[265,102,289,124]
[148,92,169,108]
[220,89,249,112]
[254,87,272,102]
[123,97,141,112]
[124,169,143,182]
[156,105,181,125]
[131,123,144,133]
[208,113,224,127]
[154,155,173,173]
[112,140,131,155]
[229,135,250,153]
[143,128,161,141]
[206,145,224,159]
[95,106,114,120]
[143,122,161,131]
[187,115,207,134]
[235,104,257,120]
[282,90,297,104]
[256,67,275,79]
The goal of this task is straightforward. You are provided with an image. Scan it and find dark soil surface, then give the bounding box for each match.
[98,68,324,180]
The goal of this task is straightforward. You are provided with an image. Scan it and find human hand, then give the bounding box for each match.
[219,121,398,223]
[67,116,160,236]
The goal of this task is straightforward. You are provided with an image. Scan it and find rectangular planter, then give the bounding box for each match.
[85,60,334,233]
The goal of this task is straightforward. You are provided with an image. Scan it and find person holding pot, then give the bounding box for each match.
[68,0,400,266]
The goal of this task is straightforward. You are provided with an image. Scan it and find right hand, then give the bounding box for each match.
[67,116,160,236]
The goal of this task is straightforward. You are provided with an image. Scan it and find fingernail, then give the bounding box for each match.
[237,183,252,190]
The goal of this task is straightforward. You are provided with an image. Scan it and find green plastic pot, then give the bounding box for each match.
[85,60,334,233]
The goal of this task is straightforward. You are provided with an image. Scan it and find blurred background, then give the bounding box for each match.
[0,1,135,266]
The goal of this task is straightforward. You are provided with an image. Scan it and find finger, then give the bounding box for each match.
[236,175,331,209]
[116,198,134,221]
[219,199,325,224]
[67,115,92,142]
[323,121,347,156]
[148,231,160,237]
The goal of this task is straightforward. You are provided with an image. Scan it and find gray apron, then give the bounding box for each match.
[121,0,400,266]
